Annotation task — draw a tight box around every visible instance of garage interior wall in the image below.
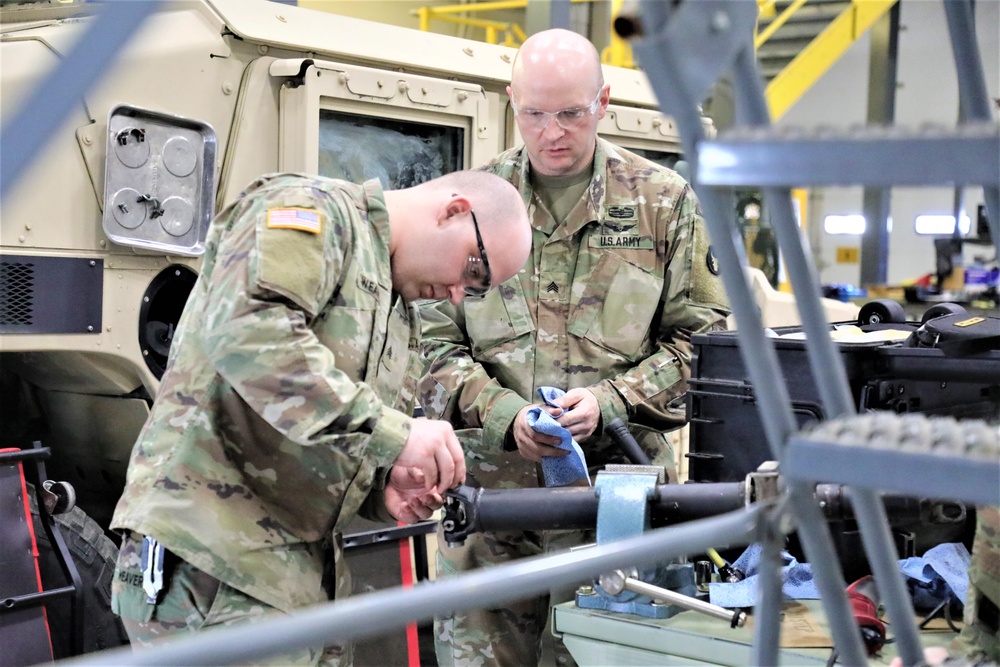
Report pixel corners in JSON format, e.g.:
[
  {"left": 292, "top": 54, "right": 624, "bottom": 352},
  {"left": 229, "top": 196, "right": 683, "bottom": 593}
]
[
  {"left": 299, "top": 0, "right": 998, "bottom": 288},
  {"left": 778, "top": 1, "right": 999, "bottom": 287}
]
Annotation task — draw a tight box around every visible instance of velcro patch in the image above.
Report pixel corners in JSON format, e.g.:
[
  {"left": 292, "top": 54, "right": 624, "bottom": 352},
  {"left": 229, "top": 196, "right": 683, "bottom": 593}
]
[{"left": 267, "top": 207, "right": 322, "bottom": 234}]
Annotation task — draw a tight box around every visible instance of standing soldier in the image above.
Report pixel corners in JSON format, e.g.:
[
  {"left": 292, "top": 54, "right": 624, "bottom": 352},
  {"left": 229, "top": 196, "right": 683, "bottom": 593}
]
[{"left": 419, "top": 29, "right": 731, "bottom": 667}]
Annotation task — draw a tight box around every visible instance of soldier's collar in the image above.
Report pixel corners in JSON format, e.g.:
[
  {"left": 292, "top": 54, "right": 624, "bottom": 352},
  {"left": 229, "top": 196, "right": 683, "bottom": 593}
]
[{"left": 528, "top": 161, "right": 594, "bottom": 190}]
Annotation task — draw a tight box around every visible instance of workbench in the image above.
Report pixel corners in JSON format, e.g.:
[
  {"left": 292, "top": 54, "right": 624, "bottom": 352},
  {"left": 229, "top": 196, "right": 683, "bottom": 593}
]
[{"left": 553, "top": 598, "right": 958, "bottom": 666}]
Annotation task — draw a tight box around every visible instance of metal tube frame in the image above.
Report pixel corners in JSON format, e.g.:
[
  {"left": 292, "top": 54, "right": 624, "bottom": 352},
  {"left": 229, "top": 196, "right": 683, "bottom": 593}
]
[
  {"left": 11, "top": 1, "right": 992, "bottom": 665},
  {"left": 750, "top": 500, "right": 787, "bottom": 666},
  {"left": 628, "top": 1, "right": 996, "bottom": 666},
  {"left": 859, "top": 3, "right": 899, "bottom": 286},
  {"left": 732, "top": 27, "right": 927, "bottom": 667},
  {"left": 944, "top": 0, "right": 1000, "bottom": 257},
  {"left": 632, "top": 0, "right": 868, "bottom": 662},
  {"left": 68, "top": 506, "right": 766, "bottom": 666}
]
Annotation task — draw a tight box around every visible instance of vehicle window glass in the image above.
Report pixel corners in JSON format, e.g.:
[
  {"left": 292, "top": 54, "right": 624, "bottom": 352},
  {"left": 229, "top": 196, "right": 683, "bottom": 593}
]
[
  {"left": 627, "top": 147, "right": 682, "bottom": 171},
  {"left": 319, "top": 110, "right": 463, "bottom": 188}
]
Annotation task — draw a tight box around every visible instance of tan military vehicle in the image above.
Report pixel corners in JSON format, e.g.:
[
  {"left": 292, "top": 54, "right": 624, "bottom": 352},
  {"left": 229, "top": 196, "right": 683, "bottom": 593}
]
[{"left": 0, "top": 0, "right": 687, "bottom": 659}]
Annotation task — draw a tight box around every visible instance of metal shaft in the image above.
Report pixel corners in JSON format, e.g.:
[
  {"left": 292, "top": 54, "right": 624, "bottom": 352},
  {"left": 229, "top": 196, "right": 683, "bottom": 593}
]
[{"left": 621, "top": 574, "right": 746, "bottom": 627}]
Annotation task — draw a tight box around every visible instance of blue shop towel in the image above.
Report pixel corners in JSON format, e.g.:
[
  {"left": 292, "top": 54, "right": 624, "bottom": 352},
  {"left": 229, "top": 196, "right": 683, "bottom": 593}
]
[
  {"left": 709, "top": 544, "right": 820, "bottom": 608},
  {"left": 709, "top": 542, "right": 972, "bottom": 610},
  {"left": 527, "top": 387, "right": 590, "bottom": 488},
  {"left": 900, "top": 542, "right": 971, "bottom": 610}
]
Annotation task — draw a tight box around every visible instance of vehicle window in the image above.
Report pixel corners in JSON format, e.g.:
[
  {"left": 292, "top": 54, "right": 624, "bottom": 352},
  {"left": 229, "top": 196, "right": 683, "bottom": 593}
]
[
  {"left": 319, "top": 110, "right": 464, "bottom": 188},
  {"left": 627, "top": 146, "right": 682, "bottom": 172}
]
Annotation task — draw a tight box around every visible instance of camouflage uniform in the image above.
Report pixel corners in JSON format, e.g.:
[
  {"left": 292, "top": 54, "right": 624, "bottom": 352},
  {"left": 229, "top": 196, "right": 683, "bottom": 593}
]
[
  {"left": 954, "top": 506, "right": 1000, "bottom": 663},
  {"left": 111, "top": 174, "right": 421, "bottom": 666},
  {"left": 419, "top": 140, "right": 730, "bottom": 666}
]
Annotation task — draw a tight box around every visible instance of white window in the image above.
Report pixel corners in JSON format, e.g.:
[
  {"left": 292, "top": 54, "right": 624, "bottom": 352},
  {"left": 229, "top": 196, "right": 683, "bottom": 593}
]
[
  {"left": 823, "top": 214, "right": 866, "bottom": 235},
  {"left": 914, "top": 214, "right": 971, "bottom": 235}
]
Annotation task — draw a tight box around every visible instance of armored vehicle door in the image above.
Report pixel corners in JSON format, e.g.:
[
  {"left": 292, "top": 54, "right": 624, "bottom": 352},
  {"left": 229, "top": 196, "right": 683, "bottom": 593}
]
[
  {"left": 273, "top": 59, "right": 501, "bottom": 187},
  {"left": 598, "top": 104, "right": 691, "bottom": 172}
]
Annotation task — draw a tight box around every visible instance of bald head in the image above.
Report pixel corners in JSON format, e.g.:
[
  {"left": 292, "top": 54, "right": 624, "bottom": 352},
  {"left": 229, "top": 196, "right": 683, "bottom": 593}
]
[
  {"left": 508, "top": 29, "right": 609, "bottom": 176},
  {"left": 384, "top": 170, "right": 530, "bottom": 303},
  {"left": 511, "top": 29, "right": 604, "bottom": 98}
]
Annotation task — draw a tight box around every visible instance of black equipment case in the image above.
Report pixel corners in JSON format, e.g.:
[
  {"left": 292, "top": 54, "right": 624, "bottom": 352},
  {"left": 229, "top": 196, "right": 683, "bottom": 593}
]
[
  {"left": 685, "top": 310, "right": 999, "bottom": 578},
  {"left": 686, "top": 316, "right": 1000, "bottom": 484}
]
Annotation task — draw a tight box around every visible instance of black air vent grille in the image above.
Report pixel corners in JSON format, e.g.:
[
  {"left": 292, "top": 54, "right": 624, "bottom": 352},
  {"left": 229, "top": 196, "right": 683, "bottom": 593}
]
[
  {"left": 0, "top": 255, "right": 103, "bottom": 334},
  {"left": 0, "top": 261, "right": 35, "bottom": 326}
]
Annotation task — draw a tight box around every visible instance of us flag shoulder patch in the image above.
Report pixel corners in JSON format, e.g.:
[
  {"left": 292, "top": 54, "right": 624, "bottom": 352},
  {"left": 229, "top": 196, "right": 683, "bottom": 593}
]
[{"left": 267, "top": 207, "right": 322, "bottom": 234}]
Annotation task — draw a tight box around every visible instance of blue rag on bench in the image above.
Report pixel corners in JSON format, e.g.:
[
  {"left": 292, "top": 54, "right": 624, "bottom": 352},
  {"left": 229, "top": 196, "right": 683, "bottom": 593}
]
[{"left": 709, "top": 541, "right": 971, "bottom": 610}]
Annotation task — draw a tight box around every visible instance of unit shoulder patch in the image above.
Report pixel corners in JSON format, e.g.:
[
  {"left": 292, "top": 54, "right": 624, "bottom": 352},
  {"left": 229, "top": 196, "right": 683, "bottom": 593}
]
[{"left": 706, "top": 245, "right": 720, "bottom": 275}]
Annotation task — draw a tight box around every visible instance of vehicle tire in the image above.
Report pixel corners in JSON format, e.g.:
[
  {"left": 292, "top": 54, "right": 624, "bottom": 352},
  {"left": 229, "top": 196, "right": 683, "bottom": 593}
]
[
  {"left": 857, "top": 298, "right": 908, "bottom": 326},
  {"left": 920, "top": 302, "right": 967, "bottom": 324},
  {"left": 28, "top": 486, "right": 130, "bottom": 659}
]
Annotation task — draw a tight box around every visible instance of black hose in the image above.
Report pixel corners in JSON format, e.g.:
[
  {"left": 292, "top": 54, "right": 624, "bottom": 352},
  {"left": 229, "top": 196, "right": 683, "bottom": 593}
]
[{"left": 605, "top": 418, "right": 652, "bottom": 466}]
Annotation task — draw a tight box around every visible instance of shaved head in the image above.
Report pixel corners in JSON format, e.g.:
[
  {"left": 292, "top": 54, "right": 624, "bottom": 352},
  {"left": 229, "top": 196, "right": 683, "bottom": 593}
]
[
  {"left": 512, "top": 29, "right": 604, "bottom": 99},
  {"left": 430, "top": 170, "right": 531, "bottom": 281},
  {"left": 384, "top": 171, "right": 530, "bottom": 304},
  {"left": 508, "top": 29, "right": 610, "bottom": 176}
]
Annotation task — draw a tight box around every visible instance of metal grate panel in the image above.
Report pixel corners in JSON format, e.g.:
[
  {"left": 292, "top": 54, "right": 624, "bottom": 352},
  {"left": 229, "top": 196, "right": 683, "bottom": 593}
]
[
  {"left": 0, "top": 261, "right": 35, "bottom": 326},
  {"left": 0, "top": 255, "right": 102, "bottom": 334}
]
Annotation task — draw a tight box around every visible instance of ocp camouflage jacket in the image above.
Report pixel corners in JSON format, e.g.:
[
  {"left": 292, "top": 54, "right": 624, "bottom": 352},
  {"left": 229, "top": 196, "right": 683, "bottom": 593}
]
[
  {"left": 112, "top": 174, "right": 419, "bottom": 612},
  {"left": 419, "top": 139, "right": 730, "bottom": 486}
]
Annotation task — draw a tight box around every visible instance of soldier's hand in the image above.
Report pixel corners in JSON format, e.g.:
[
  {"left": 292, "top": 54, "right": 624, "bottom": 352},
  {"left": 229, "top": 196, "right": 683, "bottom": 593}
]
[
  {"left": 511, "top": 405, "right": 568, "bottom": 463},
  {"left": 551, "top": 388, "right": 600, "bottom": 441},
  {"left": 395, "top": 418, "right": 466, "bottom": 493},
  {"left": 889, "top": 647, "right": 948, "bottom": 667},
  {"left": 384, "top": 466, "right": 444, "bottom": 524}
]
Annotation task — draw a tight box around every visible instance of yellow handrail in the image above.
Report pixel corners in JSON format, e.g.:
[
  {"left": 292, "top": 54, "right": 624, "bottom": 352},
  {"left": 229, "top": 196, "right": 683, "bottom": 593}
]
[
  {"left": 757, "top": 0, "right": 778, "bottom": 19},
  {"left": 765, "top": 0, "right": 897, "bottom": 119},
  {"left": 414, "top": 0, "right": 596, "bottom": 48},
  {"left": 415, "top": 8, "right": 519, "bottom": 45},
  {"left": 756, "top": 0, "right": 809, "bottom": 49},
  {"left": 418, "top": 0, "right": 531, "bottom": 16}
]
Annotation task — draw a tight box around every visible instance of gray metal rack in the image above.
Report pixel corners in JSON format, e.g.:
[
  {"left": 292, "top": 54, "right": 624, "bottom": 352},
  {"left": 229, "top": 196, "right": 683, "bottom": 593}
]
[{"left": 626, "top": 1, "right": 999, "bottom": 664}]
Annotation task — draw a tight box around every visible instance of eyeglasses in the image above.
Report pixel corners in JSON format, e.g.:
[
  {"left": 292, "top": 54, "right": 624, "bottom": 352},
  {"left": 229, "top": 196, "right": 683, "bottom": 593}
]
[
  {"left": 463, "top": 209, "right": 492, "bottom": 297},
  {"left": 511, "top": 90, "right": 602, "bottom": 131}
]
